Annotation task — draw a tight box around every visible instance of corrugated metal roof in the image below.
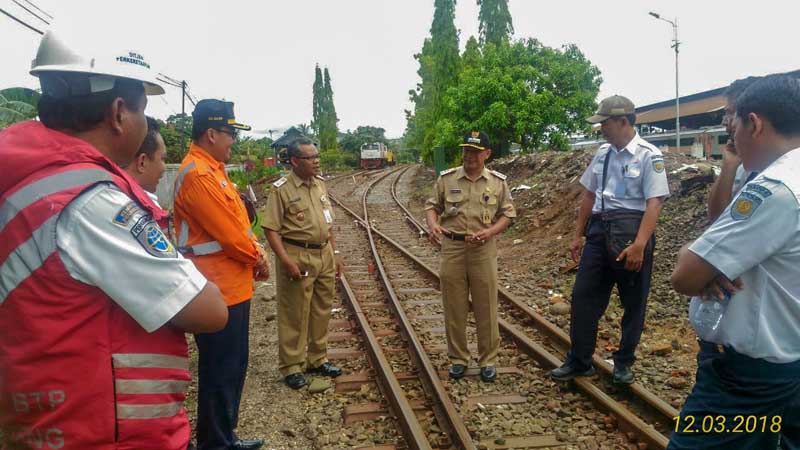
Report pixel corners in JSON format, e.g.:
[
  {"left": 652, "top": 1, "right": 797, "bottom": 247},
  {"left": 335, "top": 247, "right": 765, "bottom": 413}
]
[{"left": 636, "top": 95, "right": 726, "bottom": 125}]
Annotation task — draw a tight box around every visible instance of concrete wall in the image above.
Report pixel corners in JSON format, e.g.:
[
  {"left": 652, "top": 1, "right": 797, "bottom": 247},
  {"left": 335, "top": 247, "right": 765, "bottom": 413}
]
[{"left": 155, "top": 163, "right": 244, "bottom": 209}]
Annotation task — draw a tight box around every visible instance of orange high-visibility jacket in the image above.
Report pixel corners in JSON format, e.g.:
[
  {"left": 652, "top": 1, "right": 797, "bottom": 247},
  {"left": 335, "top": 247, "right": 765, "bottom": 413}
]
[{"left": 173, "top": 144, "right": 260, "bottom": 305}]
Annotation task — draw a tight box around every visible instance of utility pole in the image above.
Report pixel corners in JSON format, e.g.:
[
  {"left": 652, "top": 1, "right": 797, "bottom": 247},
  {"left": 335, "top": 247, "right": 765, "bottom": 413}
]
[
  {"left": 649, "top": 12, "right": 680, "bottom": 151},
  {"left": 181, "top": 80, "right": 187, "bottom": 116}
]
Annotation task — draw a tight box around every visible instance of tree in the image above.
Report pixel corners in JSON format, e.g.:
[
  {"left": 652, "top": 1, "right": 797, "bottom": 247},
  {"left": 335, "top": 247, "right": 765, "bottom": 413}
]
[
  {"left": 311, "top": 64, "right": 324, "bottom": 136},
  {"left": 438, "top": 39, "right": 601, "bottom": 154},
  {"left": 339, "top": 126, "right": 388, "bottom": 154},
  {"left": 0, "top": 87, "right": 40, "bottom": 129},
  {"left": 477, "top": 0, "right": 514, "bottom": 46},
  {"left": 319, "top": 68, "right": 340, "bottom": 150},
  {"left": 406, "top": 0, "right": 461, "bottom": 163},
  {"left": 160, "top": 114, "right": 192, "bottom": 163}
]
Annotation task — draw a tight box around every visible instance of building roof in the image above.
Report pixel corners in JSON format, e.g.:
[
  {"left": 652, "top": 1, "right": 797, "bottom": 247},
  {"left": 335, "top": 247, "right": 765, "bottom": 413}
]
[
  {"left": 271, "top": 127, "right": 307, "bottom": 148},
  {"left": 634, "top": 69, "right": 800, "bottom": 128}
]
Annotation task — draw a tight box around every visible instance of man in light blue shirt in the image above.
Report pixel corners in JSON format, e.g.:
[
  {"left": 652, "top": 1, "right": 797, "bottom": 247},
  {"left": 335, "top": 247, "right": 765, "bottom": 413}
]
[
  {"left": 694, "top": 76, "right": 761, "bottom": 365},
  {"left": 670, "top": 75, "right": 800, "bottom": 449},
  {"left": 550, "top": 95, "right": 669, "bottom": 384}
]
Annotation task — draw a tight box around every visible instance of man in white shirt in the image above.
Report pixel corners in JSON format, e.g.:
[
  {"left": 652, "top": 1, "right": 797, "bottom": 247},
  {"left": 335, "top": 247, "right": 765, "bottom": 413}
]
[
  {"left": 694, "top": 76, "right": 760, "bottom": 365},
  {"left": 124, "top": 116, "right": 167, "bottom": 199},
  {"left": 670, "top": 75, "right": 800, "bottom": 449}
]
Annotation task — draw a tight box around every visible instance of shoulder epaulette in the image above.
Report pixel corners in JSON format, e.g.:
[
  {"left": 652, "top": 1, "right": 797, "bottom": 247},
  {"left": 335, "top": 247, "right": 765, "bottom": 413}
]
[
  {"left": 440, "top": 167, "right": 458, "bottom": 176},
  {"left": 273, "top": 177, "right": 287, "bottom": 188},
  {"left": 315, "top": 175, "right": 325, "bottom": 180},
  {"left": 489, "top": 169, "right": 507, "bottom": 180},
  {"left": 637, "top": 141, "right": 660, "bottom": 154}
]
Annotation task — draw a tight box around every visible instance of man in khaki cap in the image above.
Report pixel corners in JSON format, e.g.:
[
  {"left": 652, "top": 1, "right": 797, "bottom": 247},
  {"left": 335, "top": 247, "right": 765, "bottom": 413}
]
[
  {"left": 263, "top": 137, "right": 344, "bottom": 390},
  {"left": 425, "top": 130, "right": 516, "bottom": 383},
  {"left": 550, "top": 95, "right": 669, "bottom": 384}
]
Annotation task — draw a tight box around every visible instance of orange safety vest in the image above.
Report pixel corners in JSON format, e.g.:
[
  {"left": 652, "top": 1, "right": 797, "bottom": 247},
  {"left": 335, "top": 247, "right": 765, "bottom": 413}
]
[{"left": 173, "top": 144, "right": 260, "bottom": 305}]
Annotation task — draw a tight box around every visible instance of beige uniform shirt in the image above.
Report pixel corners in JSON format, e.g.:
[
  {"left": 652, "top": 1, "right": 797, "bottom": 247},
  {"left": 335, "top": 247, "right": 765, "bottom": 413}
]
[
  {"left": 263, "top": 171, "right": 334, "bottom": 244},
  {"left": 425, "top": 166, "right": 516, "bottom": 234}
]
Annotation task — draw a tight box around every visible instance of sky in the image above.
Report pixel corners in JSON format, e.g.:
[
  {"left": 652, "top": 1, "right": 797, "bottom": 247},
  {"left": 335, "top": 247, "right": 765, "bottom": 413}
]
[{"left": 1, "top": 0, "right": 798, "bottom": 139}]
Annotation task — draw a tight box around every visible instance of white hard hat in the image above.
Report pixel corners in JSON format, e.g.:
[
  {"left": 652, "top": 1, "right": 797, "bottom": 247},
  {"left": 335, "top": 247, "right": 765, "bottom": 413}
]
[{"left": 30, "top": 31, "right": 165, "bottom": 97}]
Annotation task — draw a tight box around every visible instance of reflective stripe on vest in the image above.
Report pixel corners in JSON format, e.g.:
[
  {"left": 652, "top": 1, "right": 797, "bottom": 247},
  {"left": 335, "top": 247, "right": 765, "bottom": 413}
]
[
  {"left": 0, "top": 169, "right": 114, "bottom": 304},
  {"left": 115, "top": 379, "right": 190, "bottom": 394},
  {"left": 112, "top": 353, "right": 189, "bottom": 370},
  {"left": 113, "top": 353, "right": 189, "bottom": 419},
  {"left": 0, "top": 168, "right": 113, "bottom": 233},
  {"left": 173, "top": 161, "right": 223, "bottom": 256},
  {"left": 117, "top": 402, "right": 183, "bottom": 420},
  {"left": 173, "top": 161, "right": 195, "bottom": 195}
]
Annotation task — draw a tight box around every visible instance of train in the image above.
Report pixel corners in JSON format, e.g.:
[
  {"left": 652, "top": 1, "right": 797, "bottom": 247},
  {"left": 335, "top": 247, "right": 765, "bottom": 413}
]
[
  {"left": 571, "top": 126, "right": 731, "bottom": 159},
  {"left": 360, "top": 142, "right": 395, "bottom": 169}
]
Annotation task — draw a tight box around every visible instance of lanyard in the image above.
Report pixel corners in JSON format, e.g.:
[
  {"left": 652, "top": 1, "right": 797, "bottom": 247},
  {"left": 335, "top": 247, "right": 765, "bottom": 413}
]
[{"left": 601, "top": 149, "right": 612, "bottom": 213}]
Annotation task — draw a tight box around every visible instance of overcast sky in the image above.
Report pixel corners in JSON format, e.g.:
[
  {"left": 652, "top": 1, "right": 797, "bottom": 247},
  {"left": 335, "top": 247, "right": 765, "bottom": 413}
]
[{"left": 1, "top": 0, "right": 797, "bottom": 138}]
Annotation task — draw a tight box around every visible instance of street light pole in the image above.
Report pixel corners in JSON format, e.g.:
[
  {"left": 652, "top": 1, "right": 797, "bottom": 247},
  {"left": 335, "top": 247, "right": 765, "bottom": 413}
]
[{"left": 649, "top": 12, "right": 681, "bottom": 151}]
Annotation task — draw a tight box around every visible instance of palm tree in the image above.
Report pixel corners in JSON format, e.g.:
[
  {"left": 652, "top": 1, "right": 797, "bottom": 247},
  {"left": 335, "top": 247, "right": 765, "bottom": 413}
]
[{"left": 0, "top": 88, "right": 40, "bottom": 129}]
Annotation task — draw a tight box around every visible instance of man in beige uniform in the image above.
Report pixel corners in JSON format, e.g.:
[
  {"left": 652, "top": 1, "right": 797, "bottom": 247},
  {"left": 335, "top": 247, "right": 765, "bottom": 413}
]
[
  {"left": 425, "top": 130, "right": 516, "bottom": 382},
  {"left": 263, "top": 137, "right": 344, "bottom": 389}
]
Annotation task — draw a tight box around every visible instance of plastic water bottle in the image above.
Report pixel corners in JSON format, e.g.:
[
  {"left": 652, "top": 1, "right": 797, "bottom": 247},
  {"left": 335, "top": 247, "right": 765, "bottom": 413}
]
[{"left": 691, "top": 291, "right": 730, "bottom": 338}]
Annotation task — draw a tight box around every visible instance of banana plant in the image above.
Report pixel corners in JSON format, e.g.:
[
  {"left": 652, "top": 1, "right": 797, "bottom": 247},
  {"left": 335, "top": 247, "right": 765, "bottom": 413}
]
[{"left": 0, "top": 87, "right": 40, "bottom": 129}]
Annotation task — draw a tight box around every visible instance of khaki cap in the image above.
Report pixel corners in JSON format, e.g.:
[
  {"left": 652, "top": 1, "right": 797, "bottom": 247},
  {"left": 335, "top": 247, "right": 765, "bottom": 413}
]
[{"left": 586, "top": 95, "right": 636, "bottom": 124}]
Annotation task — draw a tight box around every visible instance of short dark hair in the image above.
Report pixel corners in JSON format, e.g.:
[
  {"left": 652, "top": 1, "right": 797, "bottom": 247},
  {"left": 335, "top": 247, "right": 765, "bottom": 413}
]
[
  {"left": 725, "top": 76, "right": 761, "bottom": 102},
  {"left": 287, "top": 137, "right": 315, "bottom": 159},
  {"left": 736, "top": 74, "right": 800, "bottom": 137},
  {"left": 133, "top": 116, "right": 162, "bottom": 160},
  {"left": 38, "top": 78, "right": 145, "bottom": 132}
]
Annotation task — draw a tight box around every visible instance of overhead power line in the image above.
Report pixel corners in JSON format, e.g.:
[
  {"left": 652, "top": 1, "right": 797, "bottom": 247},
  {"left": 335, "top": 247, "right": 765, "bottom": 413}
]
[
  {"left": 22, "top": 0, "right": 52, "bottom": 19},
  {"left": 11, "top": 0, "right": 49, "bottom": 25},
  {"left": 0, "top": 6, "right": 43, "bottom": 34}
]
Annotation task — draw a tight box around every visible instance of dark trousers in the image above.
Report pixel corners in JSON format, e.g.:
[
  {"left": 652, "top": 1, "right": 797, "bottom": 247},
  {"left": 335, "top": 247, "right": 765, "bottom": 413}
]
[
  {"left": 568, "top": 218, "right": 654, "bottom": 369},
  {"left": 195, "top": 301, "right": 251, "bottom": 450},
  {"left": 669, "top": 347, "right": 800, "bottom": 450}
]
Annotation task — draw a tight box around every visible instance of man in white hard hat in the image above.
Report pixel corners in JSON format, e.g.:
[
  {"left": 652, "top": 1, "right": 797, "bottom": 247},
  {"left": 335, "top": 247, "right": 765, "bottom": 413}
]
[{"left": 0, "top": 32, "right": 227, "bottom": 450}]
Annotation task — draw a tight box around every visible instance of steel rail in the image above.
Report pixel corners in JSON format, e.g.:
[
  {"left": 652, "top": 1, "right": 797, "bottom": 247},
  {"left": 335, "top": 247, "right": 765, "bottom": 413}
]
[
  {"left": 396, "top": 173, "right": 679, "bottom": 423},
  {"left": 358, "top": 167, "right": 477, "bottom": 450},
  {"left": 337, "top": 274, "right": 433, "bottom": 450},
  {"left": 332, "top": 168, "right": 669, "bottom": 450},
  {"left": 389, "top": 166, "right": 427, "bottom": 236},
  {"left": 329, "top": 167, "right": 476, "bottom": 450}
]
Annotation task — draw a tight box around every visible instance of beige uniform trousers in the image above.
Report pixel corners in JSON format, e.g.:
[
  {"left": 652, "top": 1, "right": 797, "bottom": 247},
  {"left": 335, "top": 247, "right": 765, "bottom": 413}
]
[
  {"left": 439, "top": 236, "right": 499, "bottom": 367},
  {"left": 277, "top": 243, "right": 336, "bottom": 376}
]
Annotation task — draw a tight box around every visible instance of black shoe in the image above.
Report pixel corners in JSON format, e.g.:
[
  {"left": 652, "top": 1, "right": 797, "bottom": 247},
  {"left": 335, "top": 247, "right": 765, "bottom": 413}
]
[
  {"left": 306, "top": 362, "right": 342, "bottom": 378},
  {"left": 285, "top": 373, "right": 307, "bottom": 389},
  {"left": 448, "top": 364, "right": 467, "bottom": 380},
  {"left": 549, "top": 362, "right": 596, "bottom": 381},
  {"left": 230, "top": 439, "right": 264, "bottom": 450},
  {"left": 612, "top": 365, "right": 634, "bottom": 384},
  {"left": 480, "top": 366, "right": 497, "bottom": 382}
]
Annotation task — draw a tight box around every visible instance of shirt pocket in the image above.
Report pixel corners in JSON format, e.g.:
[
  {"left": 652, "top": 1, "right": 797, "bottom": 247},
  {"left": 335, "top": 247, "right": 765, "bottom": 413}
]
[
  {"left": 623, "top": 161, "right": 644, "bottom": 198},
  {"left": 287, "top": 201, "right": 311, "bottom": 224},
  {"left": 443, "top": 192, "right": 464, "bottom": 217},
  {"left": 591, "top": 157, "right": 606, "bottom": 189}
]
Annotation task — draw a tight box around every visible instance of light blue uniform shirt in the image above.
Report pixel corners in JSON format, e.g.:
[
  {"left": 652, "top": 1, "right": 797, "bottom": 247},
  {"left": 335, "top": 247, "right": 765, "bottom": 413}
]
[
  {"left": 689, "top": 148, "right": 800, "bottom": 363},
  {"left": 579, "top": 133, "right": 670, "bottom": 213}
]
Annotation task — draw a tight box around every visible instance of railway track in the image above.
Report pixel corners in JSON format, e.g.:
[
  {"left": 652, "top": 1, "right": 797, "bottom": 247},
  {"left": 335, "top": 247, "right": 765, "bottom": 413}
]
[{"left": 320, "top": 166, "right": 680, "bottom": 449}]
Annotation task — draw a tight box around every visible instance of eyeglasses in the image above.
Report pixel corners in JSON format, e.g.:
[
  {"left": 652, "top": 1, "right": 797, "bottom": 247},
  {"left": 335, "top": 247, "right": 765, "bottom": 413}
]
[
  {"left": 215, "top": 128, "right": 239, "bottom": 140},
  {"left": 294, "top": 154, "right": 320, "bottom": 160}
]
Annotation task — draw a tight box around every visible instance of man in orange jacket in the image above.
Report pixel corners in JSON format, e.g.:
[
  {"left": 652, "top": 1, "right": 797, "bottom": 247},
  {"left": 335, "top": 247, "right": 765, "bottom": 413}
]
[{"left": 173, "top": 99, "right": 270, "bottom": 450}]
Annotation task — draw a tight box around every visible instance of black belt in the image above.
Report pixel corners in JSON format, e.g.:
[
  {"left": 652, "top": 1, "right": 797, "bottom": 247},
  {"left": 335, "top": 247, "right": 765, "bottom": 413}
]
[
  {"left": 283, "top": 238, "right": 328, "bottom": 249},
  {"left": 443, "top": 231, "right": 467, "bottom": 241}
]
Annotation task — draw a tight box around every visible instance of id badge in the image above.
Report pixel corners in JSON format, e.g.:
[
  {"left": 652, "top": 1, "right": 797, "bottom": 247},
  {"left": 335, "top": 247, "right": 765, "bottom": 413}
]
[{"left": 323, "top": 209, "right": 333, "bottom": 224}]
